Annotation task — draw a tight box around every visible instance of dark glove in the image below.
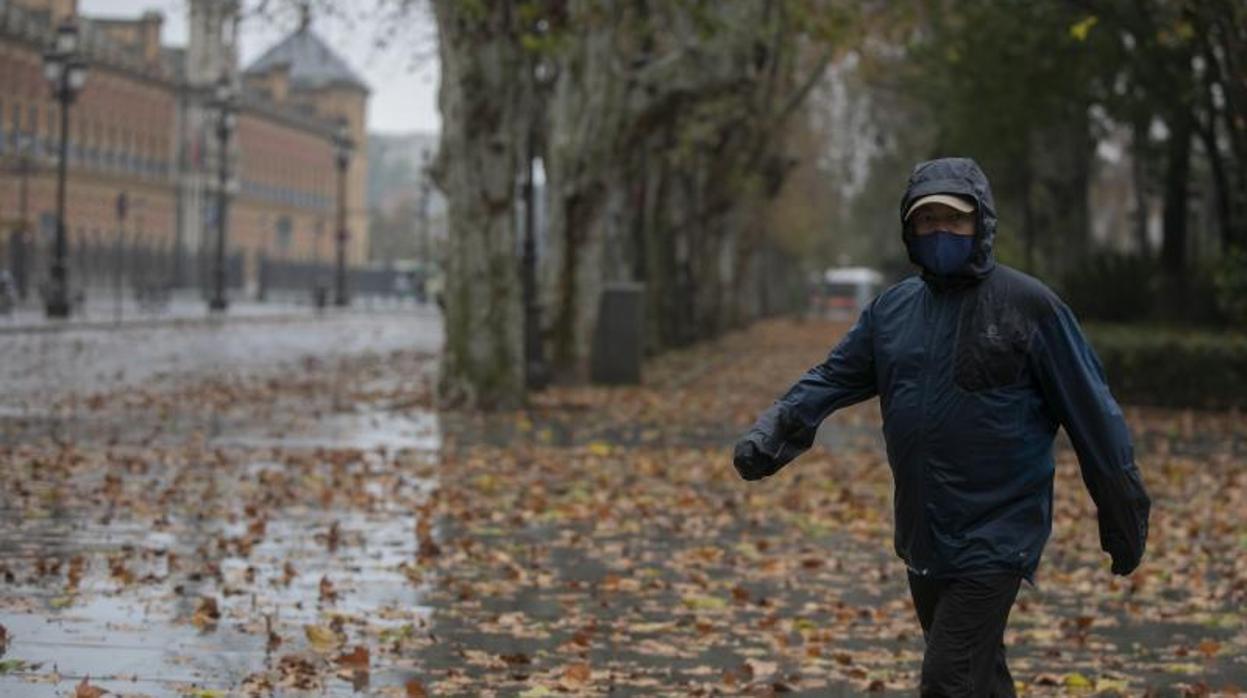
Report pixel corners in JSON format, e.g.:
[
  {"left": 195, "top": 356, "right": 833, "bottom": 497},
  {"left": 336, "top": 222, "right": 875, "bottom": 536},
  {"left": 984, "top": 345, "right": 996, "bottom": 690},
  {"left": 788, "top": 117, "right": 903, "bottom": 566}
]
[
  {"left": 1102, "top": 531, "right": 1143, "bottom": 576},
  {"left": 1099, "top": 470, "right": 1150, "bottom": 576},
  {"left": 733, "top": 438, "right": 778, "bottom": 481}
]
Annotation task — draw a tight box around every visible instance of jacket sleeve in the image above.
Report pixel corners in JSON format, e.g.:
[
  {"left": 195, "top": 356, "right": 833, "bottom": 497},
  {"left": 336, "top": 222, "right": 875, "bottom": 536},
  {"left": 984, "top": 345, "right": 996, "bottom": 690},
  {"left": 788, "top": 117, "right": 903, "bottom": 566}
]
[
  {"left": 1029, "top": 302, "right": 1151, "bottom": 574},
  {"left": 739, "top": 302, "right": 878, "bottom": 475}
]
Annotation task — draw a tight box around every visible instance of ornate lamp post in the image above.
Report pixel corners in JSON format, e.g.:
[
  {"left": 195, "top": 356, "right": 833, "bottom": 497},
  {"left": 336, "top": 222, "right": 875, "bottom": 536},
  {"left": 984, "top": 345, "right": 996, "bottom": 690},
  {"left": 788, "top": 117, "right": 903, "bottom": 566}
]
[
  {"left": 42, "top": 20, "right": 89, "bottom": 318},
  {"left": 332, "top": 118, "right": 353, "bottom": 307},
  {"left": 10, "top": 131, "right": 37, "bottom": 301},
  {"left": 209, "top": 73, "right": 236, "bottom": 313}
]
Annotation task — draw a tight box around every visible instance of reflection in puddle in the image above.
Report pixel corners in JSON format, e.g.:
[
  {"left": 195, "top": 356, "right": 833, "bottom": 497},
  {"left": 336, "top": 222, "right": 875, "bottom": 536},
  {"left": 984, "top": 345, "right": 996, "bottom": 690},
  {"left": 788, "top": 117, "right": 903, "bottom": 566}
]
[
  {"left": 213, "top": 409, "right": 439, "bottom": 452},
  {"left": 0, "top": 409, "right": 440, "bottom": 697}
]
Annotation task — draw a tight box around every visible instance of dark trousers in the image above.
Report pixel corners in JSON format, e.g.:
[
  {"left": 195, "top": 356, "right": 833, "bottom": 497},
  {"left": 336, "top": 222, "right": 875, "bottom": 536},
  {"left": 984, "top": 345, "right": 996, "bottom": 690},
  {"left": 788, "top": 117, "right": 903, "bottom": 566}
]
[{"left": 907, "top": 571, "right": 1022, "bottom": 697}]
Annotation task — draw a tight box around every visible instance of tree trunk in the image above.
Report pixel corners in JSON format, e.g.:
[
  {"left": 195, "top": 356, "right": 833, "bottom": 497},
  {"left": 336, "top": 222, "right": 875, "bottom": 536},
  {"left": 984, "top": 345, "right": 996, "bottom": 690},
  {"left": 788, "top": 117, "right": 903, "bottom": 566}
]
[
  {"left": 432, "top": 1, "right": 527, "bottom": 409},
  {"left": 1160, "top": 106, "right": 1192, "bottom": 280},
  {"left": 534, "top": 0, "right": 832, "bottom": 380},
  {"left": 1130, "top": 113, "right": 1152, "bottom": 259},
  {"left": 1159, "top": 103, "right": 1193, "bottom": 321}
]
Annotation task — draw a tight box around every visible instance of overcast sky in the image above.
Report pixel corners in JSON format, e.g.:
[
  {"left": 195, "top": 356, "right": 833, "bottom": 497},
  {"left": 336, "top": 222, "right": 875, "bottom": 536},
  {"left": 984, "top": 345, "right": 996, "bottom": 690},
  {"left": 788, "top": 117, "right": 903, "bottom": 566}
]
[{"left": 78, "top": 0, "right": 441, "bottom": 135}]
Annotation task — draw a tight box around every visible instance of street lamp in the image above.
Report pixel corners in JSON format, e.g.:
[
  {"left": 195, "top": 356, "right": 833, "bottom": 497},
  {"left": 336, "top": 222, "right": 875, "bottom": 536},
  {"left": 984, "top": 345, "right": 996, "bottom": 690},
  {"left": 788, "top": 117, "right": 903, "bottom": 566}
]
[
  {"left": 209, "top": 73, "right": 236, "bottom": 313},
  {"left": 42, "top": 20, "right": 89, "bottom": 318},
  {"left": 332, "top": 118, "right": 353, "bottom": 307},
  {"left": 9, "top": 131, "right": 37, "bottom": 301}
]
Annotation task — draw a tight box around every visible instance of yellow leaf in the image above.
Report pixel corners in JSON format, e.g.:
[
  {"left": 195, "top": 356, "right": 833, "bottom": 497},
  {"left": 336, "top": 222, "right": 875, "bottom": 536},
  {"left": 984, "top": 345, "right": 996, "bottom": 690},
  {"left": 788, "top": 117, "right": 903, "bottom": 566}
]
[
  {"left": 1096, "top": 677, "right": 1130, "bottom": 692},
  {"left": 629, "top": 621, "right": 676, "bottom": 633},
  {"left": 304, "top": 624, "right": 339, "bottom": 651},
  {"left": 682, "top": 595, "right": 727, "bottom": 611},
  {"left": 1069, "top": 15, "right": 1098, "bottom": 41},
  {"left": 1064, "top": 672, "right": 1092, "bottom": 688},
  {"left": 587, "top": 441, "right": 612, "bottom": 456}
]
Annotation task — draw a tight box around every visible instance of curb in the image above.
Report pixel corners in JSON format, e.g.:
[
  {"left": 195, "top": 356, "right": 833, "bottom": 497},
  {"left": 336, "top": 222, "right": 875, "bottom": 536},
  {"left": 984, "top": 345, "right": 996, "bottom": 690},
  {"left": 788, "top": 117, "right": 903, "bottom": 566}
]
[{"left": 0, "top": 306, "right": 427, "bottom": 335}]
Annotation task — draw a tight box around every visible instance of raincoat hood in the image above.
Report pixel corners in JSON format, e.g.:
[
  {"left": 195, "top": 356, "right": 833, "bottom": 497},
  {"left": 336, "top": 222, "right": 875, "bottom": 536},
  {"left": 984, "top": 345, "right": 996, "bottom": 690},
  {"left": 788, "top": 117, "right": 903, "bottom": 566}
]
[{"left": 900, "top": 157, "right": 999, "bottom": 290}]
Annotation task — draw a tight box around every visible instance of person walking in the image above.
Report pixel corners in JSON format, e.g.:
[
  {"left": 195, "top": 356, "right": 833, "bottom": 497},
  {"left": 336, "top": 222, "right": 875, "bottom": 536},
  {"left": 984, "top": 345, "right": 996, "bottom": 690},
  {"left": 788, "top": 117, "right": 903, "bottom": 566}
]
[{"left": 732, "top": 157, "right": 1151, "bottom": 696}]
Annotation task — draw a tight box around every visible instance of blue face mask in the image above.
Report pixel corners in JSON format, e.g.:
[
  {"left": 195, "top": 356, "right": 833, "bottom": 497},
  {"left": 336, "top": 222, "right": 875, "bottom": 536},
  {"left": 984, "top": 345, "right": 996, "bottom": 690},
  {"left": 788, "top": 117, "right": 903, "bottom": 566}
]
[{"left": 912, "top": 231, "right": 974, "bottom": 276}]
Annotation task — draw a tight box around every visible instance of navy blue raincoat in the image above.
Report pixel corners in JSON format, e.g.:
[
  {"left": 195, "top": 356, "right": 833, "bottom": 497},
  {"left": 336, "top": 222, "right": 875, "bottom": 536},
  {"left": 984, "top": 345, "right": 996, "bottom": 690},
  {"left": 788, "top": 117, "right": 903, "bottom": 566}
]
[{"left": 736, "top": 157, "right": 1150, "bottom": 581}]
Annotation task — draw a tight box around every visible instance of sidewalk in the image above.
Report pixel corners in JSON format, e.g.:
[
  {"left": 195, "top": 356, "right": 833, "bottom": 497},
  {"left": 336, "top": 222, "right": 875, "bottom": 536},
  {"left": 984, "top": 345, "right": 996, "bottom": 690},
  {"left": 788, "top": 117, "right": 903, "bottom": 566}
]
[{"left": 0, "top": 289, "right": 430, "bottom": 334}]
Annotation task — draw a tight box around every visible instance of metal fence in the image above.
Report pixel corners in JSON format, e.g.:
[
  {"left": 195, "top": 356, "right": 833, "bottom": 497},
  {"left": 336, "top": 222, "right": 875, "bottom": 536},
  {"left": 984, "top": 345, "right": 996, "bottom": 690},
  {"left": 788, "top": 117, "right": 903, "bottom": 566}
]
[
  {"left": 257, "top": 256, "right": 422, "bottom": 301},
  {"left": 4, "top": 228, "right": 421, "bottom": 308}
]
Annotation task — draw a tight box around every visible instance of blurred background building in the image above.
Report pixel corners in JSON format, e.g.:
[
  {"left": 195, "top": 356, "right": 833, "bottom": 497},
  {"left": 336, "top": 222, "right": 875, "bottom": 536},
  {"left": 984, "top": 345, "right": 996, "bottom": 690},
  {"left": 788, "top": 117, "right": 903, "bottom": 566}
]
[{"left": 0, "top": 0, "right": 369, "bottom": 300}]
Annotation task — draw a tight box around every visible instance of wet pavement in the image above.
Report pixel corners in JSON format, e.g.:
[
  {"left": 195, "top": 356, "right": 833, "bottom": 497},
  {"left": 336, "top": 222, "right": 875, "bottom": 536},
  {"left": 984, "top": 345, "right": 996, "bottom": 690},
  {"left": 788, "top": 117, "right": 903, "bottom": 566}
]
[
  {"left": 0, "top": 306, "right": 442, "bottom": 409},
  {"left": 0, "top": 405, "right": 442, "bottom": 695},
  {"left": 0, "top": 310, "right": 443, "bottom": 696},
  {"left": 0, "top": 315, "right": 1243, "bottom": 696}
]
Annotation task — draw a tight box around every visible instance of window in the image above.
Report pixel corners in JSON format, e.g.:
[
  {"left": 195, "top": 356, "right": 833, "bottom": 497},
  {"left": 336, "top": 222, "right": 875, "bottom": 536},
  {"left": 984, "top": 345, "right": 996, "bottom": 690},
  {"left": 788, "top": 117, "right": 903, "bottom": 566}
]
[
  {"left": 277, "top": 216, "right": 293, "bottom": 253},
  {"left": 12, "top": 103, "right": 21, "bottom": 150}
]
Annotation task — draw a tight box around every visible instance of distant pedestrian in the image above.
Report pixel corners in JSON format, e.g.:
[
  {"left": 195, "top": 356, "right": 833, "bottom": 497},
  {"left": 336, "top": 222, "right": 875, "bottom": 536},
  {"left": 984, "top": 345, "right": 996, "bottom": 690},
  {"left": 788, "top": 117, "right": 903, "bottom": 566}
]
[{"left": 733, "top": 157, "right": 1151, "bottom": 696}]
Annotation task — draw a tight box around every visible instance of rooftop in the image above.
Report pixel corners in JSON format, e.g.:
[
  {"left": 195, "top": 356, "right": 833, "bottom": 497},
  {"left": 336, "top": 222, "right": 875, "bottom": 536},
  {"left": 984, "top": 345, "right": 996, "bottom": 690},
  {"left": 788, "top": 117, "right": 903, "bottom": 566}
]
[{"left": 245, "top": 21, "right": 369, "bottom": 94}]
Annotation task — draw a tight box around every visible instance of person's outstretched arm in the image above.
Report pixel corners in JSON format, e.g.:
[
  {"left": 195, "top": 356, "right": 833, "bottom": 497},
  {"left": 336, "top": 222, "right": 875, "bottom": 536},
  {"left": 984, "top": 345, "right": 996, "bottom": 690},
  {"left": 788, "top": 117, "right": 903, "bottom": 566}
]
[
  {"left": 733, "top": 304, "right": 878, "bottom": 481},
  {"left": 1030, "top": 301, "right": 1151, "bottom": 575}
]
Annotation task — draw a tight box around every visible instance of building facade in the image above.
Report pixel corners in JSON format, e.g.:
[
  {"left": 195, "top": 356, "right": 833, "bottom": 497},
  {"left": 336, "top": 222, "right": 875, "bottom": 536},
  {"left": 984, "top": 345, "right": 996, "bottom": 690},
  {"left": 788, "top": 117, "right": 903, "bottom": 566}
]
[{"left": 0, "top": 0, "right": 369, "bottom": 300}]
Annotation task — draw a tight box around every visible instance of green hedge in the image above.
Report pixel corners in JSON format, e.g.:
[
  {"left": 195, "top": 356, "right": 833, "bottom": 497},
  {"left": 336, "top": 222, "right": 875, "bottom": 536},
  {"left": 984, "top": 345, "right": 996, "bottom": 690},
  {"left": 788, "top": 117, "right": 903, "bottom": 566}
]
[{"left": 1085, "top": 324, "right": 1247, "bottom": 410}]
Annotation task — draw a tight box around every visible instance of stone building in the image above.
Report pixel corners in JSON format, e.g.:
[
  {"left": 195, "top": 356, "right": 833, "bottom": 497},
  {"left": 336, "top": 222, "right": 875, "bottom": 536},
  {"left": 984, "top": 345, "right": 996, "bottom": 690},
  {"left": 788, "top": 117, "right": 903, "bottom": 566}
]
[{"left": 0, "top": 0, "right": 369, "bottom": 299}]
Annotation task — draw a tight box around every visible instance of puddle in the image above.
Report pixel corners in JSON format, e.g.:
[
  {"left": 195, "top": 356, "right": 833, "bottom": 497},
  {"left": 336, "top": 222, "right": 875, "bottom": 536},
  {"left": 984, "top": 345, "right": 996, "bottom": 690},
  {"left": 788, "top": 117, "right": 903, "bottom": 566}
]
[
  {"left": 212, "top": 409, "right": 440, "bottom": 452},
  {"left": 0, "top": 410, "right": 442, "bottom": 696}
]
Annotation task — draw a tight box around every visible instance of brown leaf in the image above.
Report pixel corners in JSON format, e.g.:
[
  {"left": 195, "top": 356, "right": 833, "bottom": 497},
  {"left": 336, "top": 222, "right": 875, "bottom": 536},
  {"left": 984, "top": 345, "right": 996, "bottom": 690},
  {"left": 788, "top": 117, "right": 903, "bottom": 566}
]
[
  {"left": 281, "top": 561, "right": 298, "bottom": 586},
  {"left": 191, "top": 596, "right": 221, "bottom": 629},
  {"left": 499, "top": 652, "right": 531, "bottom": 666},
  {"left": 335, "top": 645, "right": 369, "bottom": 669},
  {"left": 326, "top": 521, "right": 341, "bottom": 552},
  {"left": 67, "top": 555, "right": 87, "bottom": 591},
  {"left": 405, "top": 679, "right": 428, "bottom": 698},
  {"left": 75, "top": 676, "right": 107, "bottom": 698},
  {"left": 1198, "top": 639, "right": 1221, "bottom": 658},
  {"left": 319, "top": 575, "right": 338, "bottom": 603},
  {"left": 560, "top": 662, "right": 592, "bottom": 688}
]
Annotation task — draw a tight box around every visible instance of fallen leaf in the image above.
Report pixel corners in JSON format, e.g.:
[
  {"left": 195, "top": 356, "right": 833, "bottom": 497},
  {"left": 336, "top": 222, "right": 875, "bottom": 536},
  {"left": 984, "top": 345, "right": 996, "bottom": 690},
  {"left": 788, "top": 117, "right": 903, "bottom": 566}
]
[
  {"left": 49, "top": 595, "right": 74, "bottom": 609},
  {"left": 304, "top": 624, "right": 339, "bottom": 651},
  {"left": 75, "top": 676, "right": 107, "bottom": 698},
  {"left": 746, "top": 659, "right": 779, "bottom": 679},
  {"left": 1197, "top": 639, "right": 1221, "bottom": 658},
  {"left": 1096, "top": 677, "right": 1130, "bottom": 692},
  {"left": 191, "top": 597, "right": 221, "bottom": 629},
  {"left": 405, "top": 679, "right": 428, "bottom": 697},
  {"left": 319, "top": 575, "right": 338, "bottom": 603},
  {"left": 681, "top": 594, "right": 726, "bottom": 611},
  {"left": 335, "top": 645, "right": 369, "bottom": 670},
  {"left": 182, "top": 690, "right": 224, "bottom": 698},
  {"left": 1064, "top": 672, "right": 1092, "bottom": 689},
  {"left": 0, "top": 659, "right": 37, "bottom": 674},
  {"left": 559, "top": 662, "right": 592, "bottom": 689}
]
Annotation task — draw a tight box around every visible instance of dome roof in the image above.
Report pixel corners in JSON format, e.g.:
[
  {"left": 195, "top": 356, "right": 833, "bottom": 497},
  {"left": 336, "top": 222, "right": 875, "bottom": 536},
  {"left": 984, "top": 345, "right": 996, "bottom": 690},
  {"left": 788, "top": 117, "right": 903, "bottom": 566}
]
[{"left": 245, "top": 25, "right": 368, "bottom": 93}]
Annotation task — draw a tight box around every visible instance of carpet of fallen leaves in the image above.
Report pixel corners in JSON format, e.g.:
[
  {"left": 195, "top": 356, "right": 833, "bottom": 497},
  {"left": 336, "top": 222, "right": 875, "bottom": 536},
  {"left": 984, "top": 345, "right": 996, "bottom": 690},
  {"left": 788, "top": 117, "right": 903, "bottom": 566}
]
[{"left": 0, "top": 317, "right": 1244, "bottom": 696}]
